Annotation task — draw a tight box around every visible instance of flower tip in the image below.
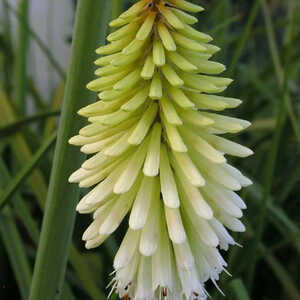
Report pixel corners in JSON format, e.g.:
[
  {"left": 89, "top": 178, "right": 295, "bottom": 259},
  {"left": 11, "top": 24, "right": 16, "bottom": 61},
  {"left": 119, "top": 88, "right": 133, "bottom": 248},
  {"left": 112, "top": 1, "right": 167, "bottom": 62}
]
[
  {"left": 95, "top": 47, "right": 104, "bottom": 55},
  {"left": 243, "top": 177, "right": 253, "bottom": 187},
  {"left": 85, "top": 241, "right": 95, "bottom": 250},
  {"left": 99, "top": 224, "right": 113, "bottom": 236},
  {"left": 68, "top": 136, "right": 79, "bottom": 145},
  {"left": 86, "top": 81, "right": 97, "bottom": 91},
  {"left": 68, "top": 174, "right": 76, "bottom": 183},
  {"left": 139, "top": 243, "right": 158, "bottom": 257},
  {"left": 204, "top": 209, "right": 214, "bottom": 220},
  {"left": 143, "top": 169, "right": 159, "bottom": 177},
  {"left": 77, "top": 107, "right": 87, "bottom": 116},
  {"left": 108, "top": 20, "right": 116, "bottom": 27},
  {"left": 76, "top": 201, "right": 88, "bottom": 213},
  {"left": 243, "top": 120, "right": 252, "bottom": 130},
  {"left": 220, "top": 64, "right": 226, "bottom": 73},
  {"left": 245, "top": 148, "right": 254, "bottom": 157}
]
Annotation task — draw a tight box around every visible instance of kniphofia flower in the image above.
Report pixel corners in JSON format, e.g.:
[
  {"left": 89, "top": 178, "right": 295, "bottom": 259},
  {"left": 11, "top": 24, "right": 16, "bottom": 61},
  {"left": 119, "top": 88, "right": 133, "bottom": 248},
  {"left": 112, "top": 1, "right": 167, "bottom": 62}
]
[{"left": 69, "top": 0, "right": 253, "bottom": 299}]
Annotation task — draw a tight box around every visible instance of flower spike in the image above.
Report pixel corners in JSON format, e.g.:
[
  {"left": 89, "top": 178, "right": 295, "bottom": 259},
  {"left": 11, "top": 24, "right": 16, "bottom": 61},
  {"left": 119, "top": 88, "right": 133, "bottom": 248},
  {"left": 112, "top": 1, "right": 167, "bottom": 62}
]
[{"left": 69, "top": 1, "right": 253, "bottom": 299}]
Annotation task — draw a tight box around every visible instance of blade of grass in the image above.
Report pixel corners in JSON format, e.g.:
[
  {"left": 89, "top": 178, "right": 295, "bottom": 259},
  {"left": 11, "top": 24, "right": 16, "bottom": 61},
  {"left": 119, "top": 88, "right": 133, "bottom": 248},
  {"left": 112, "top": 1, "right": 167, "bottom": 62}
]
[
  {"left": 4, "top": 0, "right": 65, "bottom": 79},
  {"left": 0, "top": 158, "right": 40, "bottom": 243},
  {"left": 228, "top": 0, "right": 261, "bottom": 77},
  {"left": 260, "top": 244, "right": 300, "bottom": 300},
  {"left": 0, "top": 159, "right": 102, "bottom": 300},
  {"left": 28, "top": 79, "right": 47, "bottom": 110},
  {"left": 277, "top": 161, "right": 300, "bottom": 204},
  {"left": 0, "top": 207, "right": 31, "bottom": 300},
  {"left": 43, "top": 82, "right": 65, "bottom": 138},
  {"left": 2, "top": 0, "right": 13, "bottom": 97},
  {"left": 212, "top": 14, "right": 241, "bottom": 35},
  {"left": 0, "top": 110, "right": 60, "bottom": 137},
  {"left": 248, "top": 183, "right": 300, "bottom": 253},
  {"left": 0, "top": 131, "right": 57, "bottom": 210},
  {"left": 229, "top": 279, "right": 251, "bottom": 300},
  {"left": 29, "top": 1, "right": 110, "bottom": 299},
  {"left": 14, "top": 0, "right": 29, "bottom": 113},
  {"left": 260, "top": 0, "right": 300, "bottom": 146},
  {"left": 0, "top": 91, "right": 49, "bottom": 208},
  {"left": 245, "top": 221, "right": 300, "bottom": 300},
  {"left": 246, "top": 0, "right": 297, "bottom": 288},
  {"left": 69, "top": 246, "right": 105, "bottom": 299},
  {"left": 0, "top": 161, "right": 75, "bottom": 300},
  {"left": 0, "top": 110, "right": 60, "bottom": 138},
  {"left": 0, "top": 92, "right": 104, "bottom": 299}
]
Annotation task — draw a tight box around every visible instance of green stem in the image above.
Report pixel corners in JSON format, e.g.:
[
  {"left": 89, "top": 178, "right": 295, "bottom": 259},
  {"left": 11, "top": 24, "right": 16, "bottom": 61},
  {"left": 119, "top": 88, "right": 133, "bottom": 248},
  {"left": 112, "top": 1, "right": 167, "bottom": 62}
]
[
  {"left": 15, "top": 0, "right": 30, "bottom": 113},
  {"left": 111, "top": 0, "right": 123, "bottom": 21},
  {"left": 29, "top": 1, "right": 110, "bottom": 299}
]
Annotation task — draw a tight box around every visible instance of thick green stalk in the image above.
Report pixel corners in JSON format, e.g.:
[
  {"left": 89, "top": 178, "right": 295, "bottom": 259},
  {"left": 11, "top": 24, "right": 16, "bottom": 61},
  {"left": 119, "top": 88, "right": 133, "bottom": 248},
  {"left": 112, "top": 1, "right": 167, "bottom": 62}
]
[
  {"left": 15, "top": 0, "right": 30, "bottom": 113},
  {"left": 111, "top": 0, "right": 123, "bottom": 21},
  {"left": 29, "top": 1, "right": 110, "bottom": 299}
]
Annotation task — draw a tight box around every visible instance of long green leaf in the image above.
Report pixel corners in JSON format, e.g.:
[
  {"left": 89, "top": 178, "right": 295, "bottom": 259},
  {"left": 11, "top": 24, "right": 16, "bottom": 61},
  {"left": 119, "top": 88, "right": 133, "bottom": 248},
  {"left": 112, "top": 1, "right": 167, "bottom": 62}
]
[
  {"left": 0, "top": 159, "right": 91, "bottom": 300},
  {"left": 259, "top": 244, "right": 300, "bottom": 300},
  {"left": 0, "top": 207, "right": 32, "bottom": 300},
  {"left": 4, "top": 0, "right": 65, "bottom": 79},
  {"left": 0, "top": 91, "right": 49, "bottom": 208},
  {"left": 0, "top": 110, "right": 60, "bottom": 137},
  {"left": 29, "top": 1, "right": 110, "bottom": 299},
  {"left": 14, "top": 0, "right": 29, "bottom": 113},
  {"left": 229, "top": 279, "right": 251, "bottom": 300},
  {"left": 228, "top": 0, "right": 261, "bottom": 76},
  {"left": 0, "top": 92, "right": 103, "bottom": 299},
  {"left": 0, "top": 131, "right": 57, "bottom": 210},
  {"left": 246, "top": 0, "right": 297, "bottom": 288}
]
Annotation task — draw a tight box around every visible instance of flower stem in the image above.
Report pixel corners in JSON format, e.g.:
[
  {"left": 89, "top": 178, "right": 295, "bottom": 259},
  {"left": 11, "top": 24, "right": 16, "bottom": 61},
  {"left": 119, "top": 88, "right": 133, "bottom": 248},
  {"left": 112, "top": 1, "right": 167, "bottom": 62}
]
[{"left": 28, "top": 1, "right": 110, "bottom": 299}]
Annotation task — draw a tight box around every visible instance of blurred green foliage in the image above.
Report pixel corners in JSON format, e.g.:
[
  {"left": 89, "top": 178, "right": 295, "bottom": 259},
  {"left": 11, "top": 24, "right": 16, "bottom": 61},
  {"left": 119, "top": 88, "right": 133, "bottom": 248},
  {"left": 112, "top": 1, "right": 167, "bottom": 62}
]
[{"left": 0, "top": 0, "right": 299, "bottom": 299}]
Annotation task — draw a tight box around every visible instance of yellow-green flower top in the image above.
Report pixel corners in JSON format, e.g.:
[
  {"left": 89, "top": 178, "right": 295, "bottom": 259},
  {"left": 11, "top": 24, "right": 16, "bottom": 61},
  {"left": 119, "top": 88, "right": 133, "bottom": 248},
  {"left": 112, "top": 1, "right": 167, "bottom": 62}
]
[{"left": 69, "top": 0, "right": 253, "bottom": 299}]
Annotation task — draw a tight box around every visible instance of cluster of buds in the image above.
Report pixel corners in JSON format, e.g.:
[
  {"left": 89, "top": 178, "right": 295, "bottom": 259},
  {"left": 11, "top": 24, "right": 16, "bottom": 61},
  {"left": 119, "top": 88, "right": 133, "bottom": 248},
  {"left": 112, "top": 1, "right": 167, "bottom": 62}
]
[{"left": 69, "top": 0, "right": 253, "bottom": 299}]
